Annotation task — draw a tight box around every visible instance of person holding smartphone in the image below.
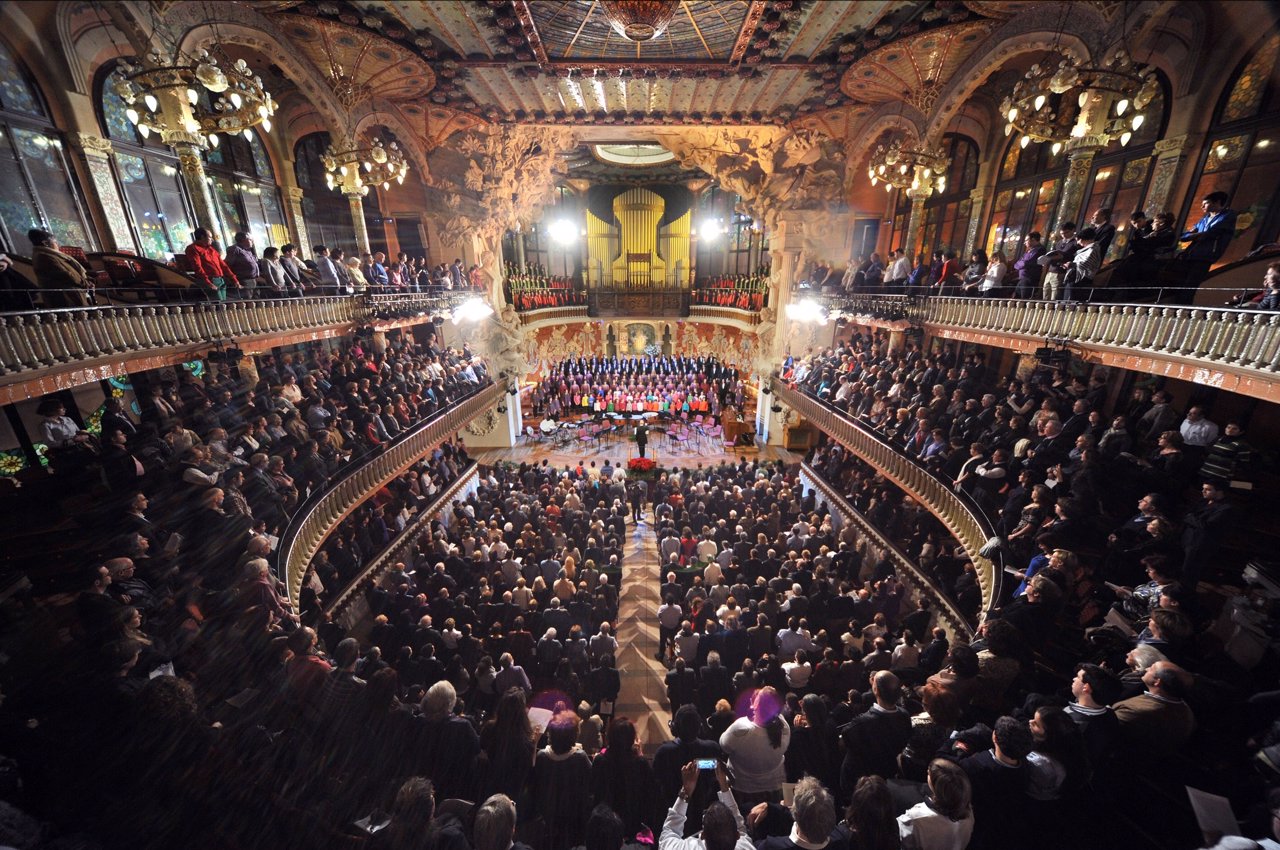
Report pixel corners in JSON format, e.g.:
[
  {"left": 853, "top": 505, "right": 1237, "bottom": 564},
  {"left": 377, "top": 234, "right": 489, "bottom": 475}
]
[{"left": 659, "top": 760, "right": 753, "bottom": 850}]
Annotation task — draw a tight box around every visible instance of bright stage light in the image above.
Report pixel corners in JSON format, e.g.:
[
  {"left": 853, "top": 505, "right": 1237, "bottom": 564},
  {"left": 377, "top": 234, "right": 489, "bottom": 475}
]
[{"left": 548, "top": 219, "right": 577, "bottom": 245}]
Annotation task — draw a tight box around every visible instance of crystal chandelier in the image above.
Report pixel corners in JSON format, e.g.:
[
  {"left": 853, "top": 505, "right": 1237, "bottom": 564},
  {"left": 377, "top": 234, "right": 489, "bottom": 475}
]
[
  {"left": 999, "top": 47, "right": 1157, "bottom": 152},
  {"left": 323, "top": 136, "right": 410, "bottom": 195},
  {"left": 112, "top": 49, "right": 277, "bottom": 148},
  {"left": 867, "top": 138, "right": 950, "bottom": 198}
]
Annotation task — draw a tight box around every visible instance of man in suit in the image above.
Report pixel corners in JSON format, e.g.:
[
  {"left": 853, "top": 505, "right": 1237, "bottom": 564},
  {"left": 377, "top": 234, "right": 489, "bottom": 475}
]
[
  {"left": 636, "top": 423, "right": 649, "bottom": 458},
  {"left": 960, "top": 716, "right": 1033, "bottom": 850},
  {"left": 839, "top": 671, "right": 911, "bottom": 801},
  {"left": 665, "top": 657, "right": 698, "bottom": 711},
  {"left": 1175, "top": 190, "right": 1238, "bottom": 302}
]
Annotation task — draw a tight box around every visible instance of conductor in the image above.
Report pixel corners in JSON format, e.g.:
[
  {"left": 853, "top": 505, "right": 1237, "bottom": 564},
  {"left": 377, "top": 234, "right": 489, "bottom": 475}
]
[{"left": 635, "top": 423, "right": 649, "bottom": 458}]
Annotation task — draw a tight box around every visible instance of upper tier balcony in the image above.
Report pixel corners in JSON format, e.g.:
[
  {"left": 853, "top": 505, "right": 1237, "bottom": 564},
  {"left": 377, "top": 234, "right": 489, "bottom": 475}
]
[
  {"left": 821, "top": 293, "right": 1280, "bottom": 403},
  {"left": 0, "top": 291, "right": 470, "bottom": 403}
]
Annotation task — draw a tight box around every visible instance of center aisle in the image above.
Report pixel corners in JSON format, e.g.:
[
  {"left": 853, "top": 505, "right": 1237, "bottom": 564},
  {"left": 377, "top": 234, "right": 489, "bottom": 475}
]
[{"left": 612, "top": 508, "right": 673, "bottom": 757}]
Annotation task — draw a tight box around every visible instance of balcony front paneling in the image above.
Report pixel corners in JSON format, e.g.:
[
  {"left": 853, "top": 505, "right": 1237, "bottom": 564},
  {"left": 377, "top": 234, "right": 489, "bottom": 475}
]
[{"left": 773, "top": 379, "right": 1002, "bottom": 612}]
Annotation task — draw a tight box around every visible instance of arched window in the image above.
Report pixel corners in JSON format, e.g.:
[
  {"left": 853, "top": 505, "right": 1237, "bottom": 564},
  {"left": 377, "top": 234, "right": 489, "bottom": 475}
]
[
  {"left": 202, "top": 129, "right": 287, "bottom": 250},
  {"left": 920, "top": 134, "right": 980, "bottom": 256},
  {"left": 0, "top": 39, "right": 95, "bottom": 253},
  {"left": 1178, "top": 33, "right": 1280, "bottom": 267},
  {"left": 1080, "top": 71, "right": 1170, "bottom": 262},
  {"left": 293, "top": 132, "right": 357, "bottom": 251},
  {"left": 984, "top": 138, "right": 1069, "bottom": 261},
  {"left": 98, "top": 65, "right": 195, "bottom": 259}
]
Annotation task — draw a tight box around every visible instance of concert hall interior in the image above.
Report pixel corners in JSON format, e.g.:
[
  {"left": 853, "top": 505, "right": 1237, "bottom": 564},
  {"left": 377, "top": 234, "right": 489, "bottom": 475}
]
[{"left": 2, "top": 1, "right": 1280, "bottom": 849}]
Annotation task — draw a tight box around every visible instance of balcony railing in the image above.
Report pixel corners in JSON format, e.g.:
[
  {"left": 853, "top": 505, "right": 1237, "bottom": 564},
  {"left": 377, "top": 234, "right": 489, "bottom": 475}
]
[
  {"left": 0, "top": 293, "right": 467, "bottom": 381},
  {"left": 772, "top": 378, "right": 1002, "bottom": 611},
  {"left": 827, "top": 294, "right": 1280, "bottom": 380},
  {"left": 326, "top": 463, "right": 480, "bottom": 629},
  {"left": 278, "top": 382, "right": 503, "bottom": 604},
  {"left": 799, "top": 463, "right": 974, "bottom": 637},
  {"left": 688, "top": 305, "right": 761, "bottom": 325}
]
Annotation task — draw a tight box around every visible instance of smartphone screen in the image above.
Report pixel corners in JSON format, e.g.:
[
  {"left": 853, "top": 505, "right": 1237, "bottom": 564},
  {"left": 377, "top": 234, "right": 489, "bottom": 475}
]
[{"left": 697, "top": 759, "right": 718, "bottom": 770}]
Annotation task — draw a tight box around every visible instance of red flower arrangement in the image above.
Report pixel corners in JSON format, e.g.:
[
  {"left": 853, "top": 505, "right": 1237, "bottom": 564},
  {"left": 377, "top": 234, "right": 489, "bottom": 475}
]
[{"left": 627, "top": 457, "right": 657, "bottom": 473}]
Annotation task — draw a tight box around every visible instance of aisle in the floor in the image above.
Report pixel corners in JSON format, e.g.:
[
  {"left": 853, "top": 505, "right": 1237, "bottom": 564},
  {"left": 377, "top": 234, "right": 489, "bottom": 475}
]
[
  {"left": 470, "top": 437, "right": 803, "bottom": 755},
  {"left": 612, "top": 506, "right": 672, "bottom": 757}
]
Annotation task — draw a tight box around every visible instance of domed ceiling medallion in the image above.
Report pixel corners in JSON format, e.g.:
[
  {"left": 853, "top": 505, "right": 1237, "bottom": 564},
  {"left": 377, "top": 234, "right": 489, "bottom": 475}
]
[{"left": 600, "top": 0, "right": 680, "bottom": 42}]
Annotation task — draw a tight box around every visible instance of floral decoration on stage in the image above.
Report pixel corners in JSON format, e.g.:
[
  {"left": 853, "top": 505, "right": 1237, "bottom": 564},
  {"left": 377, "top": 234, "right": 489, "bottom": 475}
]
[{"left": 627, "top": 457, "right": 657, "bottom": 477}]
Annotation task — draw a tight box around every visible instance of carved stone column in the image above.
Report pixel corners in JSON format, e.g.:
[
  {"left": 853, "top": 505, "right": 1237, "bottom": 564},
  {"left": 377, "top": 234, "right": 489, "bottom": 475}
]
[
  {"left": 284, "top": 187, "right": 312, "bottom": 259},
  {"left": 1143, "top": 134, "right": 1191, "bottom": 216},
  {"left": 70, "top": 133, "right": 133, "bottom": 252},
  {"left": 964, "top": 187, "right": 987, "bottom": 256},
  {"left": 1054, "top": 144, "right": 1102, "bottom": 228},
  {"left": 903, "top": 192, "right": 927, "bottom": 256},
  {"left": 173, "top": 143, "right": 226, "bottom": 245},
  {"left": 344, "top": 190, "right": 371, "bottom": 255},
  {"left": 513, "top": 227, "right": 527, "bottom": 271}
]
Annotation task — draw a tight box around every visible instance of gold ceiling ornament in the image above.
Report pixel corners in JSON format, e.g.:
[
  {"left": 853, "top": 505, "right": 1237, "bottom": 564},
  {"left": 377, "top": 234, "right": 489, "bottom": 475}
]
[
  {"left": 867, "top": 137, "right": 950, "bottom": 197},
  {"left": 322, "top": 135, "right": 410, "bottom": 195},
  {"left": 112, "top": 47, "right": 278, "bottom": 147},
  {"left": 327, "top": 66, "right": 374, "bottom": 113},
  {"left": 599, "top": 0, "right": 681, "bottom": 42},
  {"left": 999, "top": 46, "right": 1157, "bottom": 152}
]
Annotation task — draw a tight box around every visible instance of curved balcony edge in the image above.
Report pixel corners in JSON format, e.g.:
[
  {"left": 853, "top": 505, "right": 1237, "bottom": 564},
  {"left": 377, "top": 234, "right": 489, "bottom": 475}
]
[
  {"left": 771, "top": 378, "right": 1002, "bottom": 612},
  {"left": 279, "top": 383, "right": 504, "bottom": 604},
  {"left": 798, "top": 462, "right": 974, "bottom": 638},
  {"left": 325, "top": 463, "right": 481, "bottom": 630},
  {"left": 824, "top": 294, "right": 1280, "bottom": 403},
  {"left": 0, "top": 293, "right": 470, "bottom": 397}
]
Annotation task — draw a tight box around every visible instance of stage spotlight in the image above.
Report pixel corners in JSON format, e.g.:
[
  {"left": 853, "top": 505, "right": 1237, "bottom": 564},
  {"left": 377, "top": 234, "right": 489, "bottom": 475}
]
[{"left": 548, "top": 219, "right": 577, "bottom": 245}]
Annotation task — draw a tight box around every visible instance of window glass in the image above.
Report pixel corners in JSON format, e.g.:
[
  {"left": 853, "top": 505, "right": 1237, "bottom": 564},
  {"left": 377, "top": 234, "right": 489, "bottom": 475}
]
[
  {"left": 1222, "top": 33, "right": 1280, "bottom": 123},
  {"left": 101, "top": 69, "right": 142, "bottom": 145},
  {"left": 248, "top": 131, "right": 273, "bottom": 180},
  {"left": 114, "top": 151, "right": 170, "bottom": 259},
  {"left": 0, "top": 128, "right": 41, "bottom": 243},
  {"left": 12, "top": 128, "right": 89, "bottom": 247},
  {"left": 0, "top": 41, "right": 43, "bottom": 117}
]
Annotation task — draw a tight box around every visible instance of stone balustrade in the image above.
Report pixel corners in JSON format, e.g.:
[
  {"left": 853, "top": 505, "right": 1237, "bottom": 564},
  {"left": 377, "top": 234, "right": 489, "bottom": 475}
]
[
  {"left": 0, "top": 293, "right": 466, "bottom": 381},
  {"left": 325, "top": 463, "right": 480, "bottom": 630},
  {"left": 825, "top": 294, "right": 1280, "bottom": 398},
  {"left": 772, "top": 378, "right": 1002, "bottom": 611},
  {"left": 799, "top": 462, "right": 974, "bottom": 637},
  {"left": 278, "top": 383, "right": 503, "bottom": 604}
]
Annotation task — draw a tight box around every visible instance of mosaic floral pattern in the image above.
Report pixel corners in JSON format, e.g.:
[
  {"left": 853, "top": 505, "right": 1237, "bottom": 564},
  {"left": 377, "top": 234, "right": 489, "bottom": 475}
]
[
  {"left": 0, "top": 41, "right": 41, "bottom": 116},
  {"left": 1223, "top": 33, "right": 1279, "bottom": 124}
]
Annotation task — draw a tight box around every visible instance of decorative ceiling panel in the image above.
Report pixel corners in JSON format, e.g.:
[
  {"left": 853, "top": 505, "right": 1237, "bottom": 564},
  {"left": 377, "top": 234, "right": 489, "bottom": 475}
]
[
  {"left": 841, "top": 20, "right": 994, "bottom": 110},
  {"left": 526, "top": 0, "right": 750, "bottom": 62},
  {"left": 260, "top": 0, "right": 1010, "bottom": 126}
]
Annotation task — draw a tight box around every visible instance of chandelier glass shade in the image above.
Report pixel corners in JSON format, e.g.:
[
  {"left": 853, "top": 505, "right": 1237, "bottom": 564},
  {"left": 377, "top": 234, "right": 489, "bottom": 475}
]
[
  {"left": 999, "top": 48, "right": 1156, "bottom": 151},
  {"left": 323, "top": 136, "right": 410, "bottom": 195},
  {"left": 113, "top": 49, "right": 277, "bottom": 146},
  {"left": 867, "top": 138, "right": 951, "bottom": 198}
]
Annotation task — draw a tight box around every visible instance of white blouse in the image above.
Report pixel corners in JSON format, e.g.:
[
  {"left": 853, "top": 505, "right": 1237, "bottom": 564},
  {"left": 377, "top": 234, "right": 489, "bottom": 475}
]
[{"left": 980, "top": 261, "right": 1008, "bottom": 291}]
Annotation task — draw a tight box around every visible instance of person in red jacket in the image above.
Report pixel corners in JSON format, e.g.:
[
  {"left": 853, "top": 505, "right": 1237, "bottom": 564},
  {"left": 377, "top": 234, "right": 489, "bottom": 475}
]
[{"left": 184, "top": 227, "right": 239, "bottom": 301}]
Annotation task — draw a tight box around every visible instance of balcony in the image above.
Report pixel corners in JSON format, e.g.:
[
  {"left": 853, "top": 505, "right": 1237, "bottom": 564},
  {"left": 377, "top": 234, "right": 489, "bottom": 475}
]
[
  {"left": 0, "top": 292, "right": 468, "bottom": 403},
  {"left": 772, "top": 378, "right": 1003, "bottom": 611},
  {"left": 798, "top": 462, "right": 974, "bottom": 637},
  {"left": 278, "top": 382, "right": 503, "bottom": 604},
  {"left": 826, "top": 294, "right": 1280, "bottom": 403}
]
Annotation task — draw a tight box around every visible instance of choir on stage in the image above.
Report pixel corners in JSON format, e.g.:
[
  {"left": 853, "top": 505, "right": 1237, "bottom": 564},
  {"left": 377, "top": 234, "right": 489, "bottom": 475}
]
[{"left": 530, "top": 356, "right": 745, "bottom": 420}]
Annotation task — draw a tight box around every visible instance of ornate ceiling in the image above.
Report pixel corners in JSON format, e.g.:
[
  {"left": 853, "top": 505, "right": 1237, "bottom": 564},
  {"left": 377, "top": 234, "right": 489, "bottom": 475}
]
[{"left": 248, "top": 0, "right": 1022, "bottom": 126}]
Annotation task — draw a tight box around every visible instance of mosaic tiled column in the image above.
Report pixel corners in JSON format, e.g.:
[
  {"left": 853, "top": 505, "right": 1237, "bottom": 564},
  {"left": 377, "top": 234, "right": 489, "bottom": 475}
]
[
  {"left": 71, "top": 133, "right": 132, "bottom": 252},
  {"left": 344, "top": 190, "right": 371, "bottom": 256},
  {"left": 1054, "top": 144, "right": 1102, "bottom": 227},
  {"left": 284, "top": 186, "right": 312, "bottom": 260},
  {"left": 964, "top": 187, "right": 987, "bottom": 256},
  {"left": 173, "top": 142, "right": 225, "bottom": 245},
  {"left": 1143, "top": 134, "right": 1190, "bottom": 215},
  {"left": 904, "top": 192, "right": 927, "bottom": 256}
]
